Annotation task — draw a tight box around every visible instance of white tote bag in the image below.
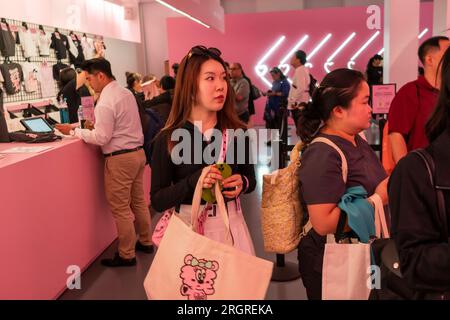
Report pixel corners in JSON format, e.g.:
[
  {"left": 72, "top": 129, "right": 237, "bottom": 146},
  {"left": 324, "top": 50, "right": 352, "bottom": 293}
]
[
  {"left": 144, "top": 167, "right": 274, "bottom": 300},
  {"left": 322, "top": 193, "right": 389, "bottom": 300}
]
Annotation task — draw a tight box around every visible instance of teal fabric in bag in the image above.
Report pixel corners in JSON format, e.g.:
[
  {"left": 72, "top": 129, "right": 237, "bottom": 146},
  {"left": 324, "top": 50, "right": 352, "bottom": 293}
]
[{"left": 338, "top": 186, "right": 375, "bottom": 244}]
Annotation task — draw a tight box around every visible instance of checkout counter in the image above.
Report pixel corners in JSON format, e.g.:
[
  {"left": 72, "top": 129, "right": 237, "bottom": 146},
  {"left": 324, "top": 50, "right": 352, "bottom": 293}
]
[{"left": 0, "top": 136, "right": 151, "bottom": 299}]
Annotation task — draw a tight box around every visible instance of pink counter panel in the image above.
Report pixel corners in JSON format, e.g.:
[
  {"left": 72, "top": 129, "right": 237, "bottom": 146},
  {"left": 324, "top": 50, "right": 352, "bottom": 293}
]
[{"left": 0, "top": 138, "right": 151, "bottom": 299}]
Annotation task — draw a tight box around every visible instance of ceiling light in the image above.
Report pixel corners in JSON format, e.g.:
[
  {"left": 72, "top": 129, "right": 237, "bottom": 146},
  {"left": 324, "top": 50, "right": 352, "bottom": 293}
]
[{"left": 155, "top": 0, "right": 210, "bottom": 29}]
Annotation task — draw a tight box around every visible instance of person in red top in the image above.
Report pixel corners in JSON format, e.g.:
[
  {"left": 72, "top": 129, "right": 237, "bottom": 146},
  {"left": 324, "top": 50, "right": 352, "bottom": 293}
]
[{"left": 388, "top": 36, "right": 449, "bottom": 163}]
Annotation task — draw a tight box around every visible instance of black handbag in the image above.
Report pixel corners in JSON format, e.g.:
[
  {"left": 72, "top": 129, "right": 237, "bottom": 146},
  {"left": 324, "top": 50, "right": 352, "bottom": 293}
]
[{"left": 370, "top": 149, "right": 449, "bottom": 300}]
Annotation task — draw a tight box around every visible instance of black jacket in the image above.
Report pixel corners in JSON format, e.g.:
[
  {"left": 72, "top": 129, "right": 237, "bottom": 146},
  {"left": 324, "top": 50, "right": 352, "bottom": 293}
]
[
  {"left": 389, "top": 127, "right": 450, "bottom": 292},
  {"left": 150, "top": 121, "right": 256, "bottom": 212},
  {"left": 144, "top": 91, "right": 173, "bottom": 108}
]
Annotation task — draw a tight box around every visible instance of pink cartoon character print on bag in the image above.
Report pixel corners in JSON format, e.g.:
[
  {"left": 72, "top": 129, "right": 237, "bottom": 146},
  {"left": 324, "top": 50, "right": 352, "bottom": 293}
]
[
  {"left": 151, "top": 210, "right": 173, "bottom": 247},
  {"left": 180, "top": 254, "right": 219, "bottom": 300}
]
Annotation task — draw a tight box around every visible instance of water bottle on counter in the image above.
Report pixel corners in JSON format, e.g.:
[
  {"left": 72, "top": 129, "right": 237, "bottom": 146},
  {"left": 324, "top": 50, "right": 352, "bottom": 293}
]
[
  {"left": 78, "top": 106, "right": 85, "bottom": 129},
  {"left": 58, "top": 98, "right": 69, "bottom": 124}
]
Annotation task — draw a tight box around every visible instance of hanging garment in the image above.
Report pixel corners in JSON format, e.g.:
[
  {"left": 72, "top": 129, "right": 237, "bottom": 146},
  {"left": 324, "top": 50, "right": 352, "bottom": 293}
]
[
  {"left": 51, "top": 31, "right": 67, "bottom": 60},
  {"left": 21, "top": 61, "right": 40, "bottom": 93},
  {"left": 0, "top": 62, "right": 23, "bottom": 94},
  {"left": 40, "top": 62, "right": 56, "bottom": 98},
  {"left": 0, "top": 21, "right": 16, "bottom": 57},
  {"left": 18, "top": 27, "right": 38, "bottom": 58},
  {"left": 37, "top": 30, "right": 51, "bottom": 56}
]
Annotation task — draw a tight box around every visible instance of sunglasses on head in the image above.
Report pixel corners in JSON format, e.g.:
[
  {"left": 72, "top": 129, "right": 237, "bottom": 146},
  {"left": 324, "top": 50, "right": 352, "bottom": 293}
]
[{"left": 188, "top": 46, "right": 222, "bottom": 60}]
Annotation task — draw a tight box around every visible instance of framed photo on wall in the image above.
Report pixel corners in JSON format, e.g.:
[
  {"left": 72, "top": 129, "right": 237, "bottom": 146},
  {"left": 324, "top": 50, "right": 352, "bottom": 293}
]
[{"left": 371, "top": 84, "right": 397, "bottom": 115}]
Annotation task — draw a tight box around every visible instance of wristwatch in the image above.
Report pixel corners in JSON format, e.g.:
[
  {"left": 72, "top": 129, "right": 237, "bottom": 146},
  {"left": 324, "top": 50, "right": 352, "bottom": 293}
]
[{"left": 69, "top": 129, "right": 76, "bottom": 136}]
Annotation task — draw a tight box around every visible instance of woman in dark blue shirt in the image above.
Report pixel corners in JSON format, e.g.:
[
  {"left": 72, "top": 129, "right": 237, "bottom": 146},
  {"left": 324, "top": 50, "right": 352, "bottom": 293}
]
[{"left": 263, "top": 67, "right": 290, "bottom": 130}]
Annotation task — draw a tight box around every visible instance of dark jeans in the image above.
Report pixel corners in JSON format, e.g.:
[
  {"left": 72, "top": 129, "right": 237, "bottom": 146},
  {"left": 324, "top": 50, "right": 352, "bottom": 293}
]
[
  {"left": 238, "top": 111, "right": 250, "bottom": 124},
  {"left": 291, "top": 109, "right": 301, "bottom": 133},
  {"left": 298, "top": 229, "right": 326, "bottom": 300}
]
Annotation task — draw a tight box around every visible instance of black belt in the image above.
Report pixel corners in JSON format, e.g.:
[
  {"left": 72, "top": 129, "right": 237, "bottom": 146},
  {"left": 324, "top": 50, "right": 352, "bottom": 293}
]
[{"left": 104, "top": 146, "right": 142, "bottom": 158}]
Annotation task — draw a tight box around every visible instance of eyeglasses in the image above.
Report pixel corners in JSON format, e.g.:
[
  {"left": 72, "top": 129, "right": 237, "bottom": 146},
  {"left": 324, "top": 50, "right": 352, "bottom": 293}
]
[{"left": 187, "top": 46, "right": 222, "bottom": 60}]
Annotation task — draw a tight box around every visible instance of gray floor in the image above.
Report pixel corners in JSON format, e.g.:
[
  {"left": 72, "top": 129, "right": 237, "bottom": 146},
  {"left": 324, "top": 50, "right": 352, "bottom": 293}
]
[{"left": 59, "top": 122, "right": 381, "bottom": 300}]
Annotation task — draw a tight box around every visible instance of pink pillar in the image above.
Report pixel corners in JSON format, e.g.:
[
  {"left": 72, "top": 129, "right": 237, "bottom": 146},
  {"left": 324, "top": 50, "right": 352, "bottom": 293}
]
[{"left": 383, "top": 0, "right": 420, "bottom": 88}]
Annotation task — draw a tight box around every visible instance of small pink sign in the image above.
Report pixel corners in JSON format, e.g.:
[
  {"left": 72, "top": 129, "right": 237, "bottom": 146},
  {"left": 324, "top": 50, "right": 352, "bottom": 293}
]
[
  {"left": 81, "top": 96, "right": 95, "bottom": 122},
  {"left": 371, "top": 84, "right": 396, "bottom": 114}
]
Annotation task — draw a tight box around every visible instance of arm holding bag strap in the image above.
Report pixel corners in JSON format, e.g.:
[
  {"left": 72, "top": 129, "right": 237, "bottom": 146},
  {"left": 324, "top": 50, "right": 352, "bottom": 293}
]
[
  {"left": 303, "top": 137, "right": 349, "bottom": 239},
  {"left": 191, "top": 167, "right": 233, "bottom": 246}
]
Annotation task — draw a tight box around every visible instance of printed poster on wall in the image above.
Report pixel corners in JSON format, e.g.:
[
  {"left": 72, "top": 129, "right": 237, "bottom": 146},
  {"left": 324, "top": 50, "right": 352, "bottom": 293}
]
[{"left": 371, "top": 84, "right": 396, "bottom": 114}]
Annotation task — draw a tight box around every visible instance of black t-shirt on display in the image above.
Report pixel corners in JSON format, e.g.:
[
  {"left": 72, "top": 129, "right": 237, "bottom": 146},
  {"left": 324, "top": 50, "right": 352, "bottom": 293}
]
[
  {"left": 68, "top": 33, "right": 85, "bottom": 68},
  {"left": 0, "top": 21, "right": 16, "bottom": 57},
  {"left": 0, "top": 87, "right": 9, "bottom": 142},
  {"left": 0, "top": 63, "right": 23, "bottom": 94},
  {"left": 51, "top": 31, "right": 67, "bottom": 60}
]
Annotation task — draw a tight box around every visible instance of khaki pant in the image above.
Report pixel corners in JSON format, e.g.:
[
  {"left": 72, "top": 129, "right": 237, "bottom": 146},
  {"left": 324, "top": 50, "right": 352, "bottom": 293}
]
[{"left": 104, "top": 149, "right": 152, "bottom": 259}]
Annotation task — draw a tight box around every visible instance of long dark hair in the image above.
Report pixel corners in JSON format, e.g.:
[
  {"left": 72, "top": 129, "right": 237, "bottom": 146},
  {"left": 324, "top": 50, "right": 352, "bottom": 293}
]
[
  {"left": 297, "top": 68, "right": 366, "bottom": 144},
  {"left": 426, "top": 46, "right": 450, "bottom": 142},
  {"left": 161, "top": 46, "right": 244, "bottom": 151}
]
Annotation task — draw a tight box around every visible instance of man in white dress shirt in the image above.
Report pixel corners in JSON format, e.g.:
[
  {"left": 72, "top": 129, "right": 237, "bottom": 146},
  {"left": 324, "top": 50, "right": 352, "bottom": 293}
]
[
  {"left": 288, "top": 50, "right": 310, "bottom": 131},
  {"left": 56, "top": 58, "right": 153, "bottom": 267}
]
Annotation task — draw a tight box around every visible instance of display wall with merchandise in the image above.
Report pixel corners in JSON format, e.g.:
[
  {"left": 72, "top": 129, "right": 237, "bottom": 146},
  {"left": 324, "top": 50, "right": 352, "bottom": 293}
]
[{"left": 0, "top": 17, "right": 107, "bottom": 128}]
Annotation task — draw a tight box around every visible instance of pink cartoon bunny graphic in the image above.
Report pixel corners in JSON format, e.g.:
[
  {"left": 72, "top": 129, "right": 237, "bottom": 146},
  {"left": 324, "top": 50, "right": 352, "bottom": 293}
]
[
  {"left": 9, "top": 68, "right": 21, "bottom": 93},
  {"left": 180, "top": 254, "right": 219, "bottom": 300}
]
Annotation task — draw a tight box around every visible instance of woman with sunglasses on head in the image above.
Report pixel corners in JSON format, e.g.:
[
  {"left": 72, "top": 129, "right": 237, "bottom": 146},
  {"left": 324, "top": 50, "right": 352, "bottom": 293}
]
[{"left": 151, "top": 45, "right": 257, "bottom": 255}]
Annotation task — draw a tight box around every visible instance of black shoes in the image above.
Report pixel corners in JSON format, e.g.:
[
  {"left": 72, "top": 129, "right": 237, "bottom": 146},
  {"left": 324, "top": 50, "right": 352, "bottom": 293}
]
[
  {"left": 100, "top": 243, "right": 154, "bottom": 267},
  {"left": 101, "top": 252, "right": 136, "bottom": 267},
  {"left": 136, "top": 241, "right": 155, "bottom": 254}
]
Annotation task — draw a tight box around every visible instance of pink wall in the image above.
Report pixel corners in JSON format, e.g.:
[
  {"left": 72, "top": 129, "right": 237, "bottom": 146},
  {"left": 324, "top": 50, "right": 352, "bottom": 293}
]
[{"left": 167, "top": 4, "right": 432, "bottom": 125}]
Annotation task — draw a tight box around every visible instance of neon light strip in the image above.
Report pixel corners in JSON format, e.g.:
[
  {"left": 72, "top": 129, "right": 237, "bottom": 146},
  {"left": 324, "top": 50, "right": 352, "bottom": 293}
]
[
  {"left": 307, "top": 33, "right": 332, "bottom": 61},
  {"left": 257, "top": 36, "right": 286, "bottom": 66},
  {"left": 327, "top": 32, "right": 356, "bottom": 62},
  {"left": 378, "top": 48, "right": 385, "bottom": 55},
  {"left": 155, "top": 0, "right": 210, "bottom": 28},
  {"left": 418, "top": 28, "right": 429, "bottom": 39},
  {"left": 280, "top": 35, "right": 309, "bottom": 65},
  {"left": 350, "top": 31, "right": 380, "bottom": 61},
  {"left": 260, "top": 76, "right": 273, "bottom": 88}
]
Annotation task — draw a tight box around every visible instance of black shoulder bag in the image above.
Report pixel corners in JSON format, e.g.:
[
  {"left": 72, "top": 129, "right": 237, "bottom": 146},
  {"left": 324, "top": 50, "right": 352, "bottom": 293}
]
[{"left": 370, "top": 149, "right": 448, "bottom": 300}]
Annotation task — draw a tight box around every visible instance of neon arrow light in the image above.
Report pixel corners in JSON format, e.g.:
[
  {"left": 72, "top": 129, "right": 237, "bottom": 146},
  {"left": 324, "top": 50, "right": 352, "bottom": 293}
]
[
  {"left": 324, "top": 32, "right": 356, "bottom": 73},
  {"left": 348, "top": 31, "right": 380, "bottom": 69},
  {"left": 377, "top": 28, "right": 429, "bottom": 57},
  {"left": 255, "top": 35, "right": 286, "bottom": 88},
  {"left": 305, "top": 33, "right": 332, "bottom": 68},
  {"left": 418, "top": 28, "right": 429, "bottom": 39},
  {"left": 278, "top": 35, "right": 309, "bottom": 76}
]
